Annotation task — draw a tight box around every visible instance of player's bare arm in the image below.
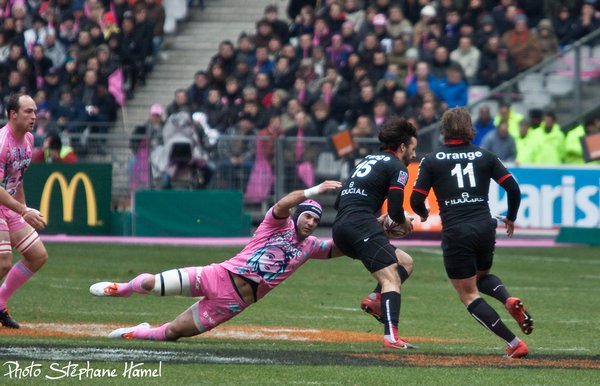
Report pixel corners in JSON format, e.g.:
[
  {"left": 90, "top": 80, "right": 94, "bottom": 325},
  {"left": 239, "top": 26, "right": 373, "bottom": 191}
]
[{"left": 273, "top": 180, "right": 342, "bottom": 218}]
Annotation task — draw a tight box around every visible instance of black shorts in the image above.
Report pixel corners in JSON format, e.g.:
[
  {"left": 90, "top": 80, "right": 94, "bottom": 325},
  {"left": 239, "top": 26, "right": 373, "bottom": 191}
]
[
  {"left": 441, "top": 218, "right": 497, "bottom": 279},
  {"left": 332, "top": 214, "right": 398, "bottom": 273}
]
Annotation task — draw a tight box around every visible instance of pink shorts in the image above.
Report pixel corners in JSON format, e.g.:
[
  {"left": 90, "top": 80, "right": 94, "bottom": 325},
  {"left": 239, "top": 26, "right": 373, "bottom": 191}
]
[
  {"left": 188, "top": 264, "right": 248, "bottom": 333},
  {"left": 0, "top": 206, "right": 29, "bottom": 233}
]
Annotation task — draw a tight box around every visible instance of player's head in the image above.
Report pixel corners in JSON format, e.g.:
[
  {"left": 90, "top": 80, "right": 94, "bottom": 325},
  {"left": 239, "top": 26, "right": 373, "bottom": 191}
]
[
  {"left": 6, "top": 93, "right": 36, "bottom": 132},
  {"left": 441, "top": 107, "right": 474, "bottom": 143},
  {"left": 378, "top": 117, "right": 418, "bottom": 166},
  {"left": 292, "top": 200, "right": 322, "bottom": 239}
]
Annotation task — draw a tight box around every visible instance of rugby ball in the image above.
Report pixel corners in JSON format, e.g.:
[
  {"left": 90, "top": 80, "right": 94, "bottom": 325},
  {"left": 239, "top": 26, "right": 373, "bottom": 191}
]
[{"left": 382, "top": 212, "right": 414, "bottom": 239}]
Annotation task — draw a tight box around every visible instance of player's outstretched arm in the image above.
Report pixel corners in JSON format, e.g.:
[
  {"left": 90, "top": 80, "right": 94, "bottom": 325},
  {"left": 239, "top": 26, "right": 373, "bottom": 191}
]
[{"left": 273, "top": 180, "right": 342, "bottom": 218}]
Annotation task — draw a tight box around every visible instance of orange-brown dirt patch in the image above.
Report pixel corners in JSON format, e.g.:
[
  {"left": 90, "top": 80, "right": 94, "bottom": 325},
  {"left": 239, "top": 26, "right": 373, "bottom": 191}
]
[
  {"left": 350, "top": 352, "right": 600, "bottom": 369},
  {"left": 0, "top": 322, "right": 462, "bottom": 343}
]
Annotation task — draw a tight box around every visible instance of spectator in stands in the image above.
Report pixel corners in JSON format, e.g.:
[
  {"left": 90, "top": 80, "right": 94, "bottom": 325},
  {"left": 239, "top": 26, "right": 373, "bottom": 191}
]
[
  {"left": 436, "top": 64, "right": 468, "bottom": 109},
  {"left": 407, "top": 60, "right": 434, "bottom": 97},
  {"left": 290, "top": 76, "right": 315, "bottom": 111},
  {"left": 167, "top": 88, "right": 192, "bottom": 116},
  {"left": 481, "top": 120, "right": 516, "bottom": 163},
  {"left": 119, "top": 12, "right": 143, "bottom": 99},
  {"left": 371, "top": 97, "right": 391, "bottom": 132},
  {"left": 552, "top": 5, "right": 577, "bottom": 48},
  {"left": 31, "top": 44, "right": 53, "bottom": 82},
  {"left": 429, "top": 45, "right": 459, "bottom": 88},
  {"left": 200, "top": 88, "right": 228, "bottom": 132},
  {"left": 249, "top": 45, "right": 274, "bottom": 77},
  {"left": 32, "top": 133, "right": 78, "bottom": 163},
  {"left": 450, "top": 36, "right": 481, "bottom": 84},
  {"left": 386, "top": 4, "right": 412, "bottom": 39},
  {"left": 187, "top": 71, "right": 210, "bottom": 111},
  {"left": 473, "top": 13, "right": 497, "bottom": 50},
  {"left": 209, "top": 40, "right": 237, "bottom": 78},
  {"left": 564, "top": 117, "right": 600, "bottom": 164},
  {"left": 289, "top": 5, "right": 316, "bottom": 41},
  {"left": 412, "top": 4, "right": 436, "bottom": 50},
  {"left": 311, "top": 100, "right": 339, "bottom": 137},
  {"left": 473, "top": 104, "right": 495, "bottom": 146},
  {"left": 144, "top": 0, "right": 166, "bottom": 64},
  {"left": 533, "top": 111, "right": 565, "bottom": 164},
  {"left": 501, "top": 14, "right": 542, "bottom": 72},
  {"left": 326, "top": 34, "right": 353, "bottom": 70},
  {"left": 439, "top": 6, "right": 462, "bottom": 52},
  {"left": 537, "top": 19, "right": 559, "bottom": 60},
  {"left": 287, "top": 0, "right": 318, "bottom": 22},
  {"left": 51, "top": 86, "right": 87, "bottom": 141},
  {"left": 262, "top": 4, "right": 289, "bottom": 44},
  {"left": 375, "top": 70, "right": 402, "bottom": 105},
  {"left": 129, "top": 103, "right": 165, "bottom": 190},
  {"left": 343, "top": 0, "right": 365, "bottom": 33},
  {"left": 389, "top": 89, "right": 412, "bottom": 119},
  {"left": 477, "top": 37, "right": 516, "bottom": 88},
  {"left": 44, "top": 32, "right": 66, "bottom": 71},
  {"left": 271, "top": 56, "right": 296, "bottom": 91},
  {"left": 24, "top": 14, "right": 51, "bottom": 56},
  {"left": 217, "top": 114, "right": 256, "bottom": 190},
  {"left": 573, "top": 0, "right": 600, "bottom": 43},
  {"left": 415, "top": 100, "right": 439, "bottom": 129}
]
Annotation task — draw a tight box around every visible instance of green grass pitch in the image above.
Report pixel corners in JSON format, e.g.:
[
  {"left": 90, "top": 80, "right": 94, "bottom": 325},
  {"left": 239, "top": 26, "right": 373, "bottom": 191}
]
[{"left": 0, "top": 243, "right": 598, "bottom": 385}]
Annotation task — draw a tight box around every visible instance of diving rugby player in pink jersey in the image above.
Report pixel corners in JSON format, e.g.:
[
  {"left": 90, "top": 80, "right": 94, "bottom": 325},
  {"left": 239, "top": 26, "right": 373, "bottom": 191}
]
[
  {"left": 0, "top": 93, "right": 48, "bottom": 328},
  {"left": 90, "top": 180, "right": 342, "bottom": 341}
]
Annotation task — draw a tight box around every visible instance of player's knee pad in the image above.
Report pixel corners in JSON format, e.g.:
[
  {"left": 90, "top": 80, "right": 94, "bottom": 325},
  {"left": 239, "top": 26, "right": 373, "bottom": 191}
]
[{"left": 152, "top": 269, "right": 191, "bottom": 296}]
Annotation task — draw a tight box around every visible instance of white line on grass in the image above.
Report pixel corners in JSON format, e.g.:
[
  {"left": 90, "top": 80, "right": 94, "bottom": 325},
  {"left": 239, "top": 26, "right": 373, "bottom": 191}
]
[{"left": 0, "top": 347, "right": 276, "bottom": 364}]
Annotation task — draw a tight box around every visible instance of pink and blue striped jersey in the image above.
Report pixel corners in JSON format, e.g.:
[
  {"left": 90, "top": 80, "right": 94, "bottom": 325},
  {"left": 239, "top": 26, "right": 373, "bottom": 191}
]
[
  {"left": 221, "top": 207, "right": 333, "bottom": 300},
  {"left": 0, "top": 124, "right": 33, "bottom": 196}
]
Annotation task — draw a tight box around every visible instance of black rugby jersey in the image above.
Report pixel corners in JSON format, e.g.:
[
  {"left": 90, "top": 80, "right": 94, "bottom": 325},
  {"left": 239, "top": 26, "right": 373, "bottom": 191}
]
[
  {"left": 335, "top": 150, "right": 409, "bottom": 220},
  {"left": 412, "top": 142, "right": 514, "bottom": 227}
]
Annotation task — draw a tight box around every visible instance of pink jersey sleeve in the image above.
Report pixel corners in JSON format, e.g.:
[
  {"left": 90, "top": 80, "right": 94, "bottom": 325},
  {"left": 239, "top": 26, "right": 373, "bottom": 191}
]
[{"left": 305, "top": 237, "right": 334, "bottom": 260}]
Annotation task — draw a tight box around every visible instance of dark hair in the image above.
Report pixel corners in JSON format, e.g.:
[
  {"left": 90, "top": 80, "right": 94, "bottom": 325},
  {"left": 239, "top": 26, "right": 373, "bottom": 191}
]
[
  {"left": 378, "top": 117, "right": 417, "bottom": 151},
  {"left": 48, "top": 134, "right": 62, "bottom": 151},
  {"left": 441, "top": 107, "right": 475, "bottom": 142},
  {"left": 6, "top": 93, "right": 23, "bottom": 117}
]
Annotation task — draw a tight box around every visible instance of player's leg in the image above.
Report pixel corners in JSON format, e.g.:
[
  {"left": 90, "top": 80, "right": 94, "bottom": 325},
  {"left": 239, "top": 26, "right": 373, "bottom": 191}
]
[
  {"left": 451, "top": 276, "right": 528, "bottom": 358},
  {"left": 0, "top": 222, "right": 47, "bottom": 328},
  {"left": 90, "top": 267, "right": 201, "bottom": 298},
  {"left": 474, "top": 220, "right": 533, "bottom": 335},
  {"left": 362, "top": 248, "right": 413, "bottom": 323},
  {"left": 366, "top": 237, "right": 415, "bottom": 349},
  {"left": 109, "top": 265, "right": 248, "bottom": 341},
  {"left": 0, "top": 227, "right": 16, "bottom": 328}
]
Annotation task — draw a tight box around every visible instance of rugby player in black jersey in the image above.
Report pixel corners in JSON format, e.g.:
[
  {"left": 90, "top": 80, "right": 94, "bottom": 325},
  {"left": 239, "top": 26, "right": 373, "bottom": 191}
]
[
  {"left": 332, "top": 117, "right": 418, "bottom": 349},
  {"left": 410, "top": 107, "right": 533, "bottom": 358}
]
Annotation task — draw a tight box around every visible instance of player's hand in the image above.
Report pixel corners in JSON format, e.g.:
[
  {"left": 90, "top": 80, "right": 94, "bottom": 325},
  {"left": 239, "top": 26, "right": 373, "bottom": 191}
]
[
  {"left": 495, "top": 215, "right": 514, "bottom": 238},
  {"left": 317, "top": 180, "right": 342, "bottom": 194},
  {"left": 377, "top": 214, "right": 386, "bottom": 224},
  {"left": 401, "top": 214, "right": 414, "bottom": 234},
  {"left": 419, "top": 208, "right": 429, "bottom": 222},
  {"left": 22, "top": 208, "right": 46, "bottom": 230}
]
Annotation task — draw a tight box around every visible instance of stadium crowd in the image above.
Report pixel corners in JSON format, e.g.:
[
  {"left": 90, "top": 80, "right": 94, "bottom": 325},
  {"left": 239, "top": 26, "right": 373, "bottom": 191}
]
[
  {"left": 0, "top": 0, "right": 166, "bottom": 153},
  {"left": 0, "top": 0, "right": 598, "bottom": 191}
]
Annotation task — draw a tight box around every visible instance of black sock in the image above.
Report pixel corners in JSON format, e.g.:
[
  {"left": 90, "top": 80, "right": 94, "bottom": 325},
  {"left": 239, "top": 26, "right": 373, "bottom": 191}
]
[
  {"left": 467, "top": 298, "right": 515, "bottom": 344},
  {"left": 477, "top": 274, "right": 511, "bottom": 303},
  {"left": 373, "top": 266, "right": 410, "bottom": 293},
  {"left": 381, "top": 291, "right": 400, "bottom": 337}
]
